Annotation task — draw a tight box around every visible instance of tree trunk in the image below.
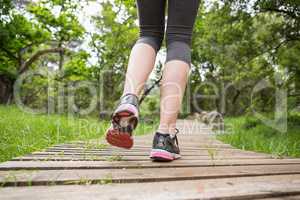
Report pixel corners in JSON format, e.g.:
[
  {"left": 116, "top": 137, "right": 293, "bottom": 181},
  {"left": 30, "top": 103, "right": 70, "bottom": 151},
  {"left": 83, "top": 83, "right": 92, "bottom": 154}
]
[
  {"left": 0, "top": 75, "right": 14, "bottom": 104},
  {"left": 58, "top": 42, "right": 64, "bottom": 70}
]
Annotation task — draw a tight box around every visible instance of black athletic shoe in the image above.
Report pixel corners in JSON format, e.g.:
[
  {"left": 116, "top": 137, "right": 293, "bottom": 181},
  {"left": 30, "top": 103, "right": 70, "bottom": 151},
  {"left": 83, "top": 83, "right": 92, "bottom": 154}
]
[{"left": 150, "top": 130, "right": 181, "bottom": 161}]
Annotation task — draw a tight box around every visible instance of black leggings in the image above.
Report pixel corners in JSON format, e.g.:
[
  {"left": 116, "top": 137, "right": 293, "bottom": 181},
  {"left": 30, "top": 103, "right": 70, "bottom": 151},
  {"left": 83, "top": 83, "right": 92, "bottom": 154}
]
[{"left": 136, "top": 0, "right": 200, "bottom": 65}]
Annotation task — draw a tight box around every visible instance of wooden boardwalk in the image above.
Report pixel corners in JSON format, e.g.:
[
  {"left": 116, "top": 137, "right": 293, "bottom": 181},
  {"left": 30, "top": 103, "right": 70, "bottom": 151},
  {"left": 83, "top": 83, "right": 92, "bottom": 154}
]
[{"left": 1, "top": 120, "right": 300, "bottom": 199}]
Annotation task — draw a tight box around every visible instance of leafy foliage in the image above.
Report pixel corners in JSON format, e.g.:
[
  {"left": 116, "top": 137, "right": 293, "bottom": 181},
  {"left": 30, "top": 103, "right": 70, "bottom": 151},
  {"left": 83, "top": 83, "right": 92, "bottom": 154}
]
[{"left": 190, "top": 0, "right": 300, "bottom": 115}]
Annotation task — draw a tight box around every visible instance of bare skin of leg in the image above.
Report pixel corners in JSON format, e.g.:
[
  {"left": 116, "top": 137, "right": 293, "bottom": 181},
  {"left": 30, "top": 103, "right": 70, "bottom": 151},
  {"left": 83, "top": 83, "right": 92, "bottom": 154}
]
[
  {"left": 122, "top": 43, "right": 189, "bottom": 136},
  {"left": 158, "top": 60, "right": 190, "bottom": 135},
  {"left": 123, "top": 43, "right": 156, "bottom": 96}
]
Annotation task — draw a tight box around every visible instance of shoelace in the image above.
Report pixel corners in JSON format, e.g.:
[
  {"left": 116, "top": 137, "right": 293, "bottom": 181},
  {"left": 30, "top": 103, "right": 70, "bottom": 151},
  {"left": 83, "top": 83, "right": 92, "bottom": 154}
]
[{"left": 172, "top": 128, "right": 179, "bottom": 147}]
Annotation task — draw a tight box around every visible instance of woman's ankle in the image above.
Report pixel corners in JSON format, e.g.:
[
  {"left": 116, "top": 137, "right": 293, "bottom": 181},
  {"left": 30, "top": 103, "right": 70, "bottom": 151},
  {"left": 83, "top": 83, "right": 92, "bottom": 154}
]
[
  {"left": 119, "top": 93, "right": 139, "bottom": 108},
  {"left": 157, "top": 123, "right": 177, "bottom": 135},
  {"left": 121, "top": 92, "right": 139, "bottom": 98}
]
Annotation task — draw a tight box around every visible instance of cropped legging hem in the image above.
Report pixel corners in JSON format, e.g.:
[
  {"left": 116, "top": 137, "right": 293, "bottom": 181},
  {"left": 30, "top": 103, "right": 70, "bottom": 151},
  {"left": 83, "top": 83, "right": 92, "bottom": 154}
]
[
  {"left": 136, "top": 36, "right": 163, "bottom": 53},
  {"left": 135, "top": 0, "right": 200, "bottom": 66},
  {"left": 136, "top": 36, "right": 192, "bottom": 66}
]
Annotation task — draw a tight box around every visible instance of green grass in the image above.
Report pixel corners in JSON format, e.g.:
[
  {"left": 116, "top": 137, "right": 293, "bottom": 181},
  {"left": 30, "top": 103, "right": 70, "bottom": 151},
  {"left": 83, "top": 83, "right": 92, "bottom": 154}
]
[
  {"left": 0, "top": 106, "right": 156, "bottom": 162},
  {"left": 218, "top": 113, "right": 300, "bottom": 158}
]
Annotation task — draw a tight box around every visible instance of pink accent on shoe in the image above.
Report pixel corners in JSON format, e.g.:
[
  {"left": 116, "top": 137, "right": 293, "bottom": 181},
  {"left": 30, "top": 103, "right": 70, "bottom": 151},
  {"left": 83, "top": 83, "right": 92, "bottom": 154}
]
[
  {"left": 114, "top": 104, "right": 138, "bottom": 118},
  {"left": 150, "top": 150, "right": 174, "bottom": 161}
]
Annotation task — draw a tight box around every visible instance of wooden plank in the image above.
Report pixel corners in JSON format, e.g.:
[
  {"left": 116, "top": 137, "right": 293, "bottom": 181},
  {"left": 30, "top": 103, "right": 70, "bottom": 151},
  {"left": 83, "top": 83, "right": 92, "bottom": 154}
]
[
  {"left": 1, "top": 159, "right": 300, "bottom": 171},
  {"left": 46, "top": 146, "right": 236, "bottom": 152},
  {"left": 44, "top": 146, "right": 263, "bottom": 154},
  {"left": 31, "top": 150, "right": 265, "bottom": 157},
  {"left": 128, "top": 138, "right": 222, "bottom": 144},
  {"left": 1, "top": 164, "right": 300, "bottom": 186},
  {"left": 1, "top": 175, "right": 300, "bottom": 200},
  {"left": 79, "top": 134, "right": 217, "bottom": 141},
  {"left": 34, "top": 147, "right": 267, "bottom": 158},
  {"left": 68, "top": 136, "right": 230, "bottom": 146},
  {"left": 10, "top": 154, "right": 273, "bottom": 162},
  {"left": 63, "top": 142, "right": 233, "bottom": 148},
  {"left": 52, "top": 144, "right": 235, "bottom": 150}
]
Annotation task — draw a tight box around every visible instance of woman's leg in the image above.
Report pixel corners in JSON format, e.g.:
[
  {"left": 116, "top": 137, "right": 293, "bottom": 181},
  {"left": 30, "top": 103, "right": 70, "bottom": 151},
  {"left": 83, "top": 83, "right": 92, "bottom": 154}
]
[
  {"left": 122, "top": 44, "right": 156, "bottom": 96},
  {"left": 123, "top": 0, "right": 166, "bottom": 97},
  {"left": 106, "top": 0, "right": 166, "bottom": 149},
  {"left": 158, "top": 0, "right": 200, "bottom": 135},
  {"left": 158, "top": 61, "right": 190, "bottom": 134},
  {"left": 150, "top": 0, "right": 200, "bottom": 161}
]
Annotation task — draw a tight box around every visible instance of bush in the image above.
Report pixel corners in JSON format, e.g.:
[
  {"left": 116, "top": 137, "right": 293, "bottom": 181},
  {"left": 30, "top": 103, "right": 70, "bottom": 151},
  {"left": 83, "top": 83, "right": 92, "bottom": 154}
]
[
  {"left": 139, "top": 94, "right": 160, "bottom": 122},
  {"left": 288, "top": 112, "right": 300, "bottom": 128},
  {"left": 242, "top": 117, "right": 260, "bottom": 129}
]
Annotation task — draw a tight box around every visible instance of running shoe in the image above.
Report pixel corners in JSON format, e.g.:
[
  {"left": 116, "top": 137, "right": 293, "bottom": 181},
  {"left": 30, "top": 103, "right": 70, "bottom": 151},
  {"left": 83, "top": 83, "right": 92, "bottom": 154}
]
[
  {"left": 105, "top": 93, "right": 139, "bottom": 149},
  {"left": 150, "top": 129, "right": 181, "bottom": 161}
]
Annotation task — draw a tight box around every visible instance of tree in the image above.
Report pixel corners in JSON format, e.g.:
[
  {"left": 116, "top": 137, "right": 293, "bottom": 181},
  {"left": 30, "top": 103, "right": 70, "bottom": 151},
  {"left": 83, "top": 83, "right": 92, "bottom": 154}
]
[
  {"left": 190, "top": 2, "right": 287, "bottom": 115},
  {"left": 0, "top": 0, "right": 85, "bottom": 104},
  {"left": 222, "top": 0, "right": 300, "bottom": 106}
]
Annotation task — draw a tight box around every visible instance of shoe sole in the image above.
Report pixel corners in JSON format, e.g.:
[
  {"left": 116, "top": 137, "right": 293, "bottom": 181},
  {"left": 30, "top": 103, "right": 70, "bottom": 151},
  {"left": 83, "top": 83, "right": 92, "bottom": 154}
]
[
  {"left": 106, "top": 105, "right": 138, "bottom": 149},
  {"left": 106, "top": 127, "right": 133, "bottom": 149},
  {"left": 150, "top": 149, "right": 181, "bottom": 162}
]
